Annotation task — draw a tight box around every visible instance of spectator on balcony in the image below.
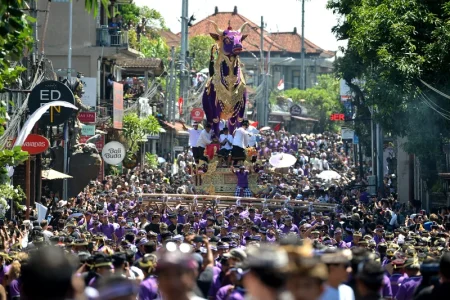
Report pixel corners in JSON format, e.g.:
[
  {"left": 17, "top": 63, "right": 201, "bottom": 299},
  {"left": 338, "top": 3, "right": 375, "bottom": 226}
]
[
  {"left": 115, "top": 13, "right": 123, "bottom": 30},
  {"left": 109, "top": 17, "right": 119, "bottom": 45},
  {"left": 136, "top": 18, "right": 147, "bottom": 42},
  {"left": 108, "top": 17, "right": 119, "bottom": 34}
]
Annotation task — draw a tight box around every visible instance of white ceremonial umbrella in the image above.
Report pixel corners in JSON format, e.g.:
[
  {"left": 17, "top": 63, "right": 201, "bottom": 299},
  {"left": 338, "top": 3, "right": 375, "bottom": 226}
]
[
  {"left": 269, "top": 153, "right": 297, "bottom": 168},
  {"left": 317, "top": 170, "right": 342, "bottom": 181},
  {"left": 158, "top": 157, "right": 166, "bottom": 164},
  {"left": 260, "top": 126, "right": 271, "bottom": 131}
]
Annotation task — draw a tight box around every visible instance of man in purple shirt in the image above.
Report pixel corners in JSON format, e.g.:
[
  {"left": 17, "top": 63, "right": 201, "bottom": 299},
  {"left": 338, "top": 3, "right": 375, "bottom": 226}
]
[
  {"left": 231, "top": 166, "right": 252, "bottom": 197},
  {"left": 247, "top": 208, "right": 261, "bottom": 226},
  {"left": 261, "top": 212, "right": 277, "bottom": 228},
  {"left": 395, "top": 259, "right": 422, "bottom": 300},
  {"left": 279, "top": 216, "right": 299, "bottom": 234},
  {"left": 96, "top": 213, "right": 115, "bottom": 239}
]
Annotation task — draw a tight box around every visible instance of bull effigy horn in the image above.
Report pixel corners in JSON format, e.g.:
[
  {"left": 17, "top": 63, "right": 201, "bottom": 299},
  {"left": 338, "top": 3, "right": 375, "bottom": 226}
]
[
  {"left": 209, "top": 20, "right": 224, "bottom": 35},
  {"left": 238, "top": 22, "right": 249, "bottom": 33}
]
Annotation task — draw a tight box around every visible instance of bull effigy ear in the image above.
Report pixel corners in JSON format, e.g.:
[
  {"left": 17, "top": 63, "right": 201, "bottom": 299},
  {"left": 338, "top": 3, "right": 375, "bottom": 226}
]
[
  {"left": 210, "top": 33, "right": 220, "bottom": 41},
  {"left": 241, "top": 34, "right": 248, "bottom": 42}
]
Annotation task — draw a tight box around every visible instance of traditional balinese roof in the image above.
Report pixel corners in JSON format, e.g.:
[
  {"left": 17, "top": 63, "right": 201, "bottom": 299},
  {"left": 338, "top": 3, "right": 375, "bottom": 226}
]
[
  {"left": 271, "top": 30, "right": 335, "bottom": 57},
  {"left": 185, "top": 7, "right": 335, "bottom": 56}
]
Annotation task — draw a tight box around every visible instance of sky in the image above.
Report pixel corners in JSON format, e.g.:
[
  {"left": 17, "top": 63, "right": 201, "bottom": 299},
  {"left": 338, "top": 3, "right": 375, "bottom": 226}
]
[{"left": 134, "top": 0, "right": 347, "bottom": 52}]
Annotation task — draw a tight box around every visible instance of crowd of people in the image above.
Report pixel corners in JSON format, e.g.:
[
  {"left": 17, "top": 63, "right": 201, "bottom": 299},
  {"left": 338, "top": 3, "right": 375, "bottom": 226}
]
[{"left": 0, "top": 123, "right": 446, "bottom": 300}]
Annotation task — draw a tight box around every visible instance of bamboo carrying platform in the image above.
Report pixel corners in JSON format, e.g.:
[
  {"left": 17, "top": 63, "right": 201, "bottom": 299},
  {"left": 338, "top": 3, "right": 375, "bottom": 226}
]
[{"left": 140, "top": 193, "right": 338, "bottom": 212}]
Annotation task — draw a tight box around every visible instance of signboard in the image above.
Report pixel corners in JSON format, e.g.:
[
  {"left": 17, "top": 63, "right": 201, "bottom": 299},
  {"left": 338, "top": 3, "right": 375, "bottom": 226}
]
[
  {"left": 330, "top": 113, "right": 345, "bottom": 121},
  {"left": 28, "top": 80, "right": 75, "bottom": 125},
  {"left": 289, "top": 104, "right": 302, "bottom": 116},
  {"left": 78, "top": 112, "right": 96, "bottom": 123},
  {"left": 80, "top": 134, "right": 104, "bottom": 180},
  {"left": 81, "top": 125, "right": 95, "bottom": 136},
  {"left": 341, "top": 128, "right": 355, "bottom": 141},
  {"left": 191, "top": 108, "right": 205, "bottom": 122},
  {"left": 101, "top": 141, "right": 125, "bottom": 165},
  {"left": 80, "top": 77, "right": 97, "bottom": 108},
  {"left": 113, "top": 82, "right": 124, "bottom": 129},
  {"left": 353, "top": 134, "right": 359, "bottom": 144},
  {"left": 12, "top": 134, "right": 50, "bottom": 155}
]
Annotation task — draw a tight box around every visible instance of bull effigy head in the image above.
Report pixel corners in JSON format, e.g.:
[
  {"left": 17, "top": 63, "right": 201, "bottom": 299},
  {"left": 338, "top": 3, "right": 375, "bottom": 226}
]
[{"left": 209, "top": 21, "right": 248, "bottom": 56}]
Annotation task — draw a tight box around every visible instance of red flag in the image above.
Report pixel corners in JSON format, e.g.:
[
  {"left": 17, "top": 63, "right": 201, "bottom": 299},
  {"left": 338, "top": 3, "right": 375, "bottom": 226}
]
[
  {"left": 178, "top": 97, "right": 183, "bottom": 116},
  {"left": 273, "top": 123, "right": 282, "bottom": 132},
  {"left": 250, "top": 121, "right": 258, "bottom": 127}
]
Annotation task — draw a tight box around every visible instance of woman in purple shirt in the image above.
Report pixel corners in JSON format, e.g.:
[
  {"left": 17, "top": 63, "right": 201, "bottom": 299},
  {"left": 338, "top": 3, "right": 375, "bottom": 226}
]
[{"left": 6, "top": 261, "right": 20, "bottom": 300}]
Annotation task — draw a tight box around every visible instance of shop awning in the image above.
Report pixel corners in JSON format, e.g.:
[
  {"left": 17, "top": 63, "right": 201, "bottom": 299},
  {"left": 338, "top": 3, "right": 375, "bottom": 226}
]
[{"left": 42, "top": 169, "right": 73, "bottom": 180}]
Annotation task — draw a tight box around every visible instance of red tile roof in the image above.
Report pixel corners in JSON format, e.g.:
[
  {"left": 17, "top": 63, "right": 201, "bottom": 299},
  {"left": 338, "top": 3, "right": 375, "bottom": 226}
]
[
  {"left": 159, "top": 30, "right": 181, "bottom": 48},
  {"left": 271, "top": 32, "right": 335, "bottom": 57},
  {"left": 185, "top": 11, "right": 333, "bottom": 56},
  {"left": 186, "top": 12, "right": 284, "bottom": 52}
]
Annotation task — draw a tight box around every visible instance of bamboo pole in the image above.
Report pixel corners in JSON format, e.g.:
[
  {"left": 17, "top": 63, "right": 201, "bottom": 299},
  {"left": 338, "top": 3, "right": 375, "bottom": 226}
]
[{"left": 140, "top": 193, "right": 337, "bottom": 211}]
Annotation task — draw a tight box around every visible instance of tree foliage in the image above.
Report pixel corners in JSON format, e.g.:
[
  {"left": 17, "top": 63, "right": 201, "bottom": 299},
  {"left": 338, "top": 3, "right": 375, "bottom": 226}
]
[
  {"left": 189, "top": 35, "right": 215, "bottom": 72},
  {"left": 122, "top": 113, "right": 161, "bottom": 155},
  {"left": 327, "top": 0, "right": 450, "bottom": 183},
  {"left": 278, "top": 75, "right": 342, "bottom": 132}
]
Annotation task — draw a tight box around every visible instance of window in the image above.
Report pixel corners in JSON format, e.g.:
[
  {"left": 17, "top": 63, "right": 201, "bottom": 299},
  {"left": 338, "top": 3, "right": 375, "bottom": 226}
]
[{"left": 292, "top": 71, "right": 301, "bottom": 88}]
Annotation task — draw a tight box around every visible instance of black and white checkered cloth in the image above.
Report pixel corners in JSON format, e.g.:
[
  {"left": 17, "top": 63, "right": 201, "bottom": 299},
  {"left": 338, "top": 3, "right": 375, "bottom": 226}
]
[{"left": 234, "top": 186, "right": 252, "bottom": 197}]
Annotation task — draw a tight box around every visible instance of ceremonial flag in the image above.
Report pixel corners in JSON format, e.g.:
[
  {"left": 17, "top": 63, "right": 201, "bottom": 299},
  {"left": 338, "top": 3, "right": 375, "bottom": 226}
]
[
  {"left": 273, "top": 123, "right": 282, "bottom": 132},
  {"left": 277, "top": 79, "right": 285, "bottom": 90},
  {"left": 178, "top": 97, "right": 183, "bottom": 116}
]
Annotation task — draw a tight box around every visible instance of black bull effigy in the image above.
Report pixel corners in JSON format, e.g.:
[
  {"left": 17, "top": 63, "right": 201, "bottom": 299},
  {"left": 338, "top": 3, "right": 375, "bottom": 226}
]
[{"left": 202, "top": 21, "right": 248, "bottom": 137}]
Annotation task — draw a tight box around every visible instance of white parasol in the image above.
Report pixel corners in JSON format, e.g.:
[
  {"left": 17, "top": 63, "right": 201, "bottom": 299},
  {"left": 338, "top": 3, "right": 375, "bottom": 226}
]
[
  {"left": 158, "top": 157, "right": 166, "bottom": 164},
  {"left": 317, "top": 170, "right": 341, "bottom": 181},
  {"left": 260, "top": 126, "right": 271, "bottom": 131},
  {"left": 269, "top": 153, "right": 297, "bottom": 168}
]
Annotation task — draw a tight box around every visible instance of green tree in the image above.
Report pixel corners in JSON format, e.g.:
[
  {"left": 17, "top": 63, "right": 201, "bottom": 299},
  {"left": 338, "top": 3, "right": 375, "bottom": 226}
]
[
  {"left": 139, "top": 35, "right": 169, "bottom": 64},
  {"left": 122, "top": 113, "right": 161, "bottom": 155},
  {"left": 0, "top": 0, "right": 34, "bottom": 209},
  {"left": 278, "top": 74, "right": 341, "bottom": 132},
  {"left": 327, "top": 0, "right": 450, "bottom": 185},
  {"left": 189, "top": 35, "right": 215, "bottom": 72}
]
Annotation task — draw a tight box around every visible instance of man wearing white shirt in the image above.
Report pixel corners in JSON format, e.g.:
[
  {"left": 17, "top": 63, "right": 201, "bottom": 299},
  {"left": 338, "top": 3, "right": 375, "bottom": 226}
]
[
  {"left": 196, "top": 123, "right": 212, "bottom": 161},
  {"left": 218, "top": 127, "right": 233, "bottom": 161},
  {"left": 231, "top": 120, "right": 250, "bottom": 164},
  {"left": 183, "top": 122, "right": 202, "bottom": 162}
]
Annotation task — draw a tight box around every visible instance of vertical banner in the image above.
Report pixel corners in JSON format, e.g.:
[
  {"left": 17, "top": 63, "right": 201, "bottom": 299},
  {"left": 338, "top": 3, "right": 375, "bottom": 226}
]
[
  {"left": 80, "top": 77, "right": 97, "bottom": 109},
  {"left": 113, "top": 82, "right": 124, "bottom": 129}
]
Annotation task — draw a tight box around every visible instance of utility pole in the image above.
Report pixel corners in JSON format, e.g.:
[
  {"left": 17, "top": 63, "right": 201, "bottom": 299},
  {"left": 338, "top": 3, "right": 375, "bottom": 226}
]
[
  {"left": 258, "top": 16, "right": 268, "bottom": 127},
  {"left": 169, "top": 47, "right": 176, "bottom": 155},
  {"left": 300, "top": 0, "right": 306, "bottom": 90},
  {"left": 63, "top": 0, "right": 73, "bottom": 202},
  {"left": 180, "top": 0, "right": 189, "bottom": 121}
]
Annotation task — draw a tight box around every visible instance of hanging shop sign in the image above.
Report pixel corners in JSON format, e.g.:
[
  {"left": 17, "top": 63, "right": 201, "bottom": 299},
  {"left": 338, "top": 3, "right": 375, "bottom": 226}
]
[
  {"left": 28, "top": 80, "right": 75, "bottom": 125},
  {"left": 191, "top": 108, "right": 205, "bottom": 122},
  {"left": 101, "top": 141, "right": 125, "bottom": 165},
  {"left": 81, "top": 125, "right": 96, "bottom": 136},
  {"left": 78, "top": 112, "right": 96, "bottom": 123},
  {"left": 289, "top": 104, "right": 302, "bottom": 116},
  {"left": 10, "top": 134, "right": 50, "bottom": 155}
]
